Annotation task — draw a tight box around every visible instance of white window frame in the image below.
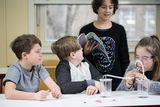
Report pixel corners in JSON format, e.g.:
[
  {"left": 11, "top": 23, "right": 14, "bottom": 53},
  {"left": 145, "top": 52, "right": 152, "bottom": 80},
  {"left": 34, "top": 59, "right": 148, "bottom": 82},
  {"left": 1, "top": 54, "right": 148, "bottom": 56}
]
[{"left": 29, "top": 0, "right": 160, "bottom": 53}]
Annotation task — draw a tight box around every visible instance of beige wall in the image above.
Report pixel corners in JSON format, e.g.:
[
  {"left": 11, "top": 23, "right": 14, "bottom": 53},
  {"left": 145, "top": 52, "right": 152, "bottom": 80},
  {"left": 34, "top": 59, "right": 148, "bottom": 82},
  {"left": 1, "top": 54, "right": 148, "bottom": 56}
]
[
  {"left": 0, "top": 0, "right": 6, "bottom": 67},
  {"left": 0, "top": 0, "right": 159, "bottom": 67},
  {"left": 0, "top": 0, "right": 29, "bottom": 67},
  {"left": 0, "top": 0, "right": 59, "bottom": 67}
]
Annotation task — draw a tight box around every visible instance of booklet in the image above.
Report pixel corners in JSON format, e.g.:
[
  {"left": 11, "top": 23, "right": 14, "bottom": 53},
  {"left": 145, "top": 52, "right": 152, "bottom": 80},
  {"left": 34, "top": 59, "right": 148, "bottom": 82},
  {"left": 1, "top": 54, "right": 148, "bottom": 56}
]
[{"left": 78, "top": 32, "right": 110, "bottom": 62}]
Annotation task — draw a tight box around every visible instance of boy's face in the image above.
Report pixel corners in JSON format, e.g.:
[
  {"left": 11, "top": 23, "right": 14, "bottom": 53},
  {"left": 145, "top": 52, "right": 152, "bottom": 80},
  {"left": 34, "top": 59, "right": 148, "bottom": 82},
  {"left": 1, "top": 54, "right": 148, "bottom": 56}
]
[
  {"left": 26, "top": 43, "right": 42, "bottom": 66},
  {"left": 74, "top": 47, "right": 84, "bottom": 64}
]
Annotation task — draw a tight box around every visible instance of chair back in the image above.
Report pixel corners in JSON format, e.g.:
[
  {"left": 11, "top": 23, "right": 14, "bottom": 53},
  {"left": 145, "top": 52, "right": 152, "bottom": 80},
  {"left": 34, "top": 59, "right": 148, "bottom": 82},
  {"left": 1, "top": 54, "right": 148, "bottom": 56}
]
[
  {"left": 42, "top": 60, "right": 59, "bottom": 66},
  {"left": 39, "top": 59, "right": 59, "bottom": 91}
]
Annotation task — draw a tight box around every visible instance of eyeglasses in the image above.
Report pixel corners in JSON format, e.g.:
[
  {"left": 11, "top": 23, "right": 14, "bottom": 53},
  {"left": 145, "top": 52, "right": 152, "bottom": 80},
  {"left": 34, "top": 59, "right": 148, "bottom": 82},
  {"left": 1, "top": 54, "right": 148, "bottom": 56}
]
[{"left": 135, "top": 55, "right": 154, "bottom": 61}]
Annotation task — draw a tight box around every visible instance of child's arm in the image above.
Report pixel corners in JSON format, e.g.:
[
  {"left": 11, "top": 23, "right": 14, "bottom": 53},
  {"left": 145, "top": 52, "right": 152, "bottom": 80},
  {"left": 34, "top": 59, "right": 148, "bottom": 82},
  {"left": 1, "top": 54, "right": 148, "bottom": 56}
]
[
  {"left": 149, "top": 80, "right": 160, "bottom": 94},
  {"left": 43, "top": 76, "right": 62, "bottom": 98},
  {"left": 5, "top": 82, "right": 49, "bottom": 101}
]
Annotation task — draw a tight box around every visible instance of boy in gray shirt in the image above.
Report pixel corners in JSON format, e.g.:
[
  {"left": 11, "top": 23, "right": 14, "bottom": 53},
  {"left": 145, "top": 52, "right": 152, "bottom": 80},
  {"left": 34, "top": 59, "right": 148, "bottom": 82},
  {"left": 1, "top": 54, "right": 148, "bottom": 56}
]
[{"left": 3, "top": 34, "right": 61, "bottom": 101}]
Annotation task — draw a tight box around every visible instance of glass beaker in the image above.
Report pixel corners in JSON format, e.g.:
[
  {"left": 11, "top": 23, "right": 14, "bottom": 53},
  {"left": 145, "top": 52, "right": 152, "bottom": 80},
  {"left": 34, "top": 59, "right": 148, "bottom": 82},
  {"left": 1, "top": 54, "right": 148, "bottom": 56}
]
[
  {"left": 99, "top": 78, "right": 112, "bottom": 98},
  {"left": 137, "top": 79, "right": 149, "bottom": 98}
]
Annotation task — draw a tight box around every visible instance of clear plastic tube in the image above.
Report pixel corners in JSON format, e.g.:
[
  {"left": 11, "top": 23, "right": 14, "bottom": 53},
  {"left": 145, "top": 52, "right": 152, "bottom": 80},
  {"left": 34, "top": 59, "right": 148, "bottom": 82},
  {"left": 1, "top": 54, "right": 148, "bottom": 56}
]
[{"left": 103, "top": 74, "right": 134, "bottom": 80}]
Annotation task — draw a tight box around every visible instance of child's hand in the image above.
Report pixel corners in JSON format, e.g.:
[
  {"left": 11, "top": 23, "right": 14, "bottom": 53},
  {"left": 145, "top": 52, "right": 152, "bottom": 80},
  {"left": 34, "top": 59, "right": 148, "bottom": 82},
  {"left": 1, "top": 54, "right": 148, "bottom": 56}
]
[
  {"left": 51, "top": 89, "right": 62, "bottom": 98},
  {"left": 125, "top": 71, "right": 135, "bottom": 88},
  {"left": 135, "top": 73, "right": 148, "bottom": 82},
  {"left": 84, "top": 40, "right": 99, "bottom": 55},
  {"left": 86, "top": 86, "right": 98, "bottom": 95},
  {"left": 135, "top": 73, "right": 150, "bottom": 88},
  {"left": 35, "top": 90, "right": 49, "bottom": 101}
]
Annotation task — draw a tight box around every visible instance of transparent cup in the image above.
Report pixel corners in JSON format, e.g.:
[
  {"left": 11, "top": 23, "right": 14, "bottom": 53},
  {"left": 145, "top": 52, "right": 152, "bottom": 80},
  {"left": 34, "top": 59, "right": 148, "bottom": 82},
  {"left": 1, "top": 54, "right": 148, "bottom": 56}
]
[
  {"left": 99, "top": 78, "right": 112, "bottom": 98},
  {"left": 137, "top": 79, "right": 149, "bottom": 98}
]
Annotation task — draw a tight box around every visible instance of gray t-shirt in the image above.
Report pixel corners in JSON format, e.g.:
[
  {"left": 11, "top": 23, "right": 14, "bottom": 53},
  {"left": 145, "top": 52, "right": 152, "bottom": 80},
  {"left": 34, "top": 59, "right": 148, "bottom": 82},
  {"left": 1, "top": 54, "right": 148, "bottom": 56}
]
[{"left": 3, "top": 61, "right": 50, "bottom": 92}]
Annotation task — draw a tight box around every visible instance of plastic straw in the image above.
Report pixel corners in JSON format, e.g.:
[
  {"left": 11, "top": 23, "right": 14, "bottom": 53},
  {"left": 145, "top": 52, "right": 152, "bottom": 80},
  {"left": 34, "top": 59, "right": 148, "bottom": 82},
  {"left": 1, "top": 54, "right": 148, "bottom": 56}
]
[{"left": 103, "top": 74, "right": 134, "bottom": 80}]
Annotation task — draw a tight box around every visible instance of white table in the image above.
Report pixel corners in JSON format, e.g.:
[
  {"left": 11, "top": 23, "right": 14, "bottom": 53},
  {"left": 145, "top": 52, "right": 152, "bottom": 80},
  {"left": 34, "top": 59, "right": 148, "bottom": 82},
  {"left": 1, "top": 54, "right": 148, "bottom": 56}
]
[{"left": 0, "top": 91, "right": 160, "bottom": 107}]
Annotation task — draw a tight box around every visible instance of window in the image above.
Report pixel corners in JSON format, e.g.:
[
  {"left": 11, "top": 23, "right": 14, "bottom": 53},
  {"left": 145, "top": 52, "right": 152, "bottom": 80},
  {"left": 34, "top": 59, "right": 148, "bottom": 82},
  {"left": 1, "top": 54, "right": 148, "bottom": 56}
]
[
  {"left": 45, "top": 5, "right": 96, "bottom": 41},
  {"left": 29, "top": 0, "right": 160, "bottom": 53}
]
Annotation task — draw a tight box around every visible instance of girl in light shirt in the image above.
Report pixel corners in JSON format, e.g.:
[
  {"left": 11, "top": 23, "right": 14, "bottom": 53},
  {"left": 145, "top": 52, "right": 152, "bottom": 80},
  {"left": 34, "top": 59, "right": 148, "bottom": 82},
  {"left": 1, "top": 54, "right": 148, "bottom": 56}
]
[{"left": 117, "top": 35, "right": 160, "bottom": 94}]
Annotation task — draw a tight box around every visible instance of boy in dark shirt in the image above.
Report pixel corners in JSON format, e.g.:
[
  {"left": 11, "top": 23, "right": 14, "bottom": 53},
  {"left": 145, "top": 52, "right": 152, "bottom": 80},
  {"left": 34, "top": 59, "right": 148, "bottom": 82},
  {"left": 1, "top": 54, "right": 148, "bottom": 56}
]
[{"left": 51, "top": 36, "right": 102, "bottom": 94}]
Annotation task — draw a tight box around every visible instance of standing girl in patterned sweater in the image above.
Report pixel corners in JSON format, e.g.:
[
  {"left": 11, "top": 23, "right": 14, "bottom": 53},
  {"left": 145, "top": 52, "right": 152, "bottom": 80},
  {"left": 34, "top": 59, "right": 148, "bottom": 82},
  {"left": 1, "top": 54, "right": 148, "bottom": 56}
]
[{"left": 79, "top": 0, "right": 130, "bottom": 91}]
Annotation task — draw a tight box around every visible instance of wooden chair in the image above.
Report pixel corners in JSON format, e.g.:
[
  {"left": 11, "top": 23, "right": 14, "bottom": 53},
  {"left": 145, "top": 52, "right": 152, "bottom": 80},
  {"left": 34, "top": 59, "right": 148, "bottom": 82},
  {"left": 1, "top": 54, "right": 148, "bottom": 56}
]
[
  {"left": 39, "top": 59, "right": 59, "bottom": 91},
  {"left": 42, "top": 60, "right": 59, "bottom": 66}
]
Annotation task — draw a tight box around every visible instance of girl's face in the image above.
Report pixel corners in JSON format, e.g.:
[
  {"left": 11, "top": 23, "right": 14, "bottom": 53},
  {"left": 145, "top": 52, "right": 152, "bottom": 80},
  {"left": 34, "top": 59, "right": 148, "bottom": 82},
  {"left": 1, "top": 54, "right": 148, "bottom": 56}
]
[
  {"left": 26, "top": 43, "right": 42, "bottom": 66},
  {"left": 97, "top": 0, "right": 114, "bottom": 21},
  {"left": 135, "top": 46, "right": 155, "bottom": 73}
]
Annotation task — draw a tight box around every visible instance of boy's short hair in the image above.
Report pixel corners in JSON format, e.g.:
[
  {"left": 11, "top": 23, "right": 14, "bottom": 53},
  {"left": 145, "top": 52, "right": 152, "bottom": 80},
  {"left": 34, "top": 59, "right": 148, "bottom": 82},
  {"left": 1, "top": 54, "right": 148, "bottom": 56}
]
[
  {"left": 92, "top": 0, "right": 118, "bottom": 15},
  {"left": 51, "top": 36, "right": 81, "bottom": 60},
  {"left": 10, "top": 34, "right": 42, "bottom": 60}
]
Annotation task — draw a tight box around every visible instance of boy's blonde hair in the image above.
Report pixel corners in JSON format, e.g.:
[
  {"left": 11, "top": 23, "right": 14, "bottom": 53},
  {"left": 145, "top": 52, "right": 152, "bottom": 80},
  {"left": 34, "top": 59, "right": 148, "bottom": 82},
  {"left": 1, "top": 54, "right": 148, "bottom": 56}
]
[
  {"left": 51, "top": 36, "right": 81, "bottom": 60},
  {"left": 135, "top": 34, "right": 160, "bottom": 81}
]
